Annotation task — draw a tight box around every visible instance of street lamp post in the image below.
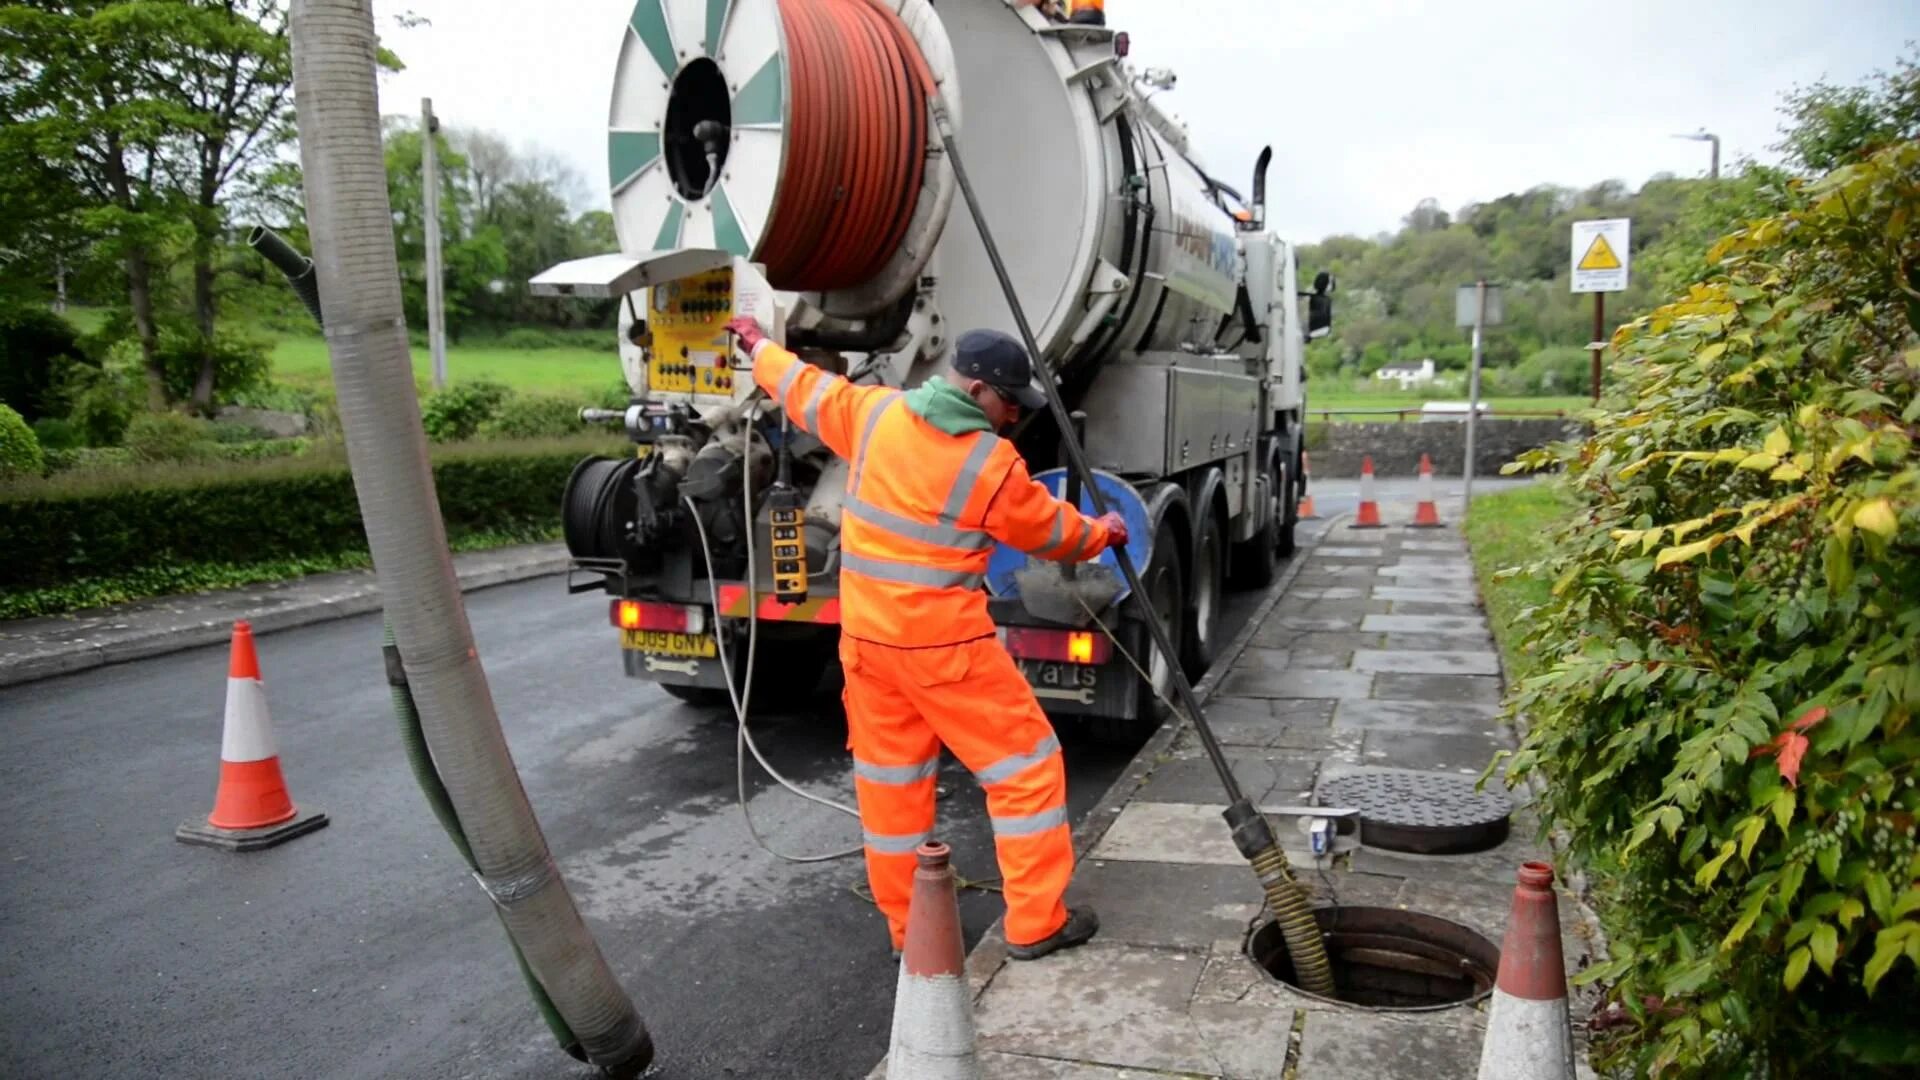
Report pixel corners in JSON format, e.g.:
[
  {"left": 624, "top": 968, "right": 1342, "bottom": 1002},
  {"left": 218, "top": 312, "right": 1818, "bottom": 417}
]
[{"left": 1672, "top": 130, "right": 1721, "bottom": 180}]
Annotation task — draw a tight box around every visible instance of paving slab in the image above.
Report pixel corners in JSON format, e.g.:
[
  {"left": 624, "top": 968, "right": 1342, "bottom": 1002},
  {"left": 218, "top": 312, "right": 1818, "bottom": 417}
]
[
  {"left": 1317, "top": 546, "right": 1386, "bottom": 558},
  {"left": 1387, "top": 600, "right": 1489, "bottom": 617},
  {"left": 1138, "top": 752, "right": 1319, "bottom": 805},
  {"left": 1377, "top": 564, "right": 1477, "bottom": 579},
  {"left": 1295, "top": 1007, "right": 1487, "bottom": 1080},
  {"left": 1093, "top": 802, "right": 1318, "bottom": 867},
  {"left": 1198, "top": 698, "right": 1339, "bottom": 751},
  {"left": 973, "top": 943, "right": 1219, "bottom": 1075},
  {"left": 1383, "top": 632, "right": 1498, "bottom": 652},
  {"left": 1071, "top": 859, "right": 1265, "bottom": 949},
  {"left": 1219, "top": 667, "right": 1375, "bottom": 701},
  {"left": 1352, "top": 649, "right": 1502, "bottom": 676},
  {"left": 1268, "top": 613, "right": 1362, "bottom": 633},
  {"left": 1371, "top": 672, "right": 1506, "bottom": 706},
  {"left": 1360, "top": 729, "right": 1511, "bottom": 774},
  {"left": 1400, "top": 539, "right": 1469, "bottom": 552},
  {"left": 1332, "top": 698, "right": 1503, "bottom": 735},
  {"left": 1360, "top": 614, "right": 1489, "bottom": 635},
  {"left": 1370, "top": 586, "right": 1481, "bottom": 605}
]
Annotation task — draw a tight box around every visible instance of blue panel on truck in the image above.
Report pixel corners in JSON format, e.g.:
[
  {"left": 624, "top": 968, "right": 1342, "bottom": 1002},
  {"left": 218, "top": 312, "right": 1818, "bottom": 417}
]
[{"left": 986, "top": 469, "right": 1153, "bottom": 602}]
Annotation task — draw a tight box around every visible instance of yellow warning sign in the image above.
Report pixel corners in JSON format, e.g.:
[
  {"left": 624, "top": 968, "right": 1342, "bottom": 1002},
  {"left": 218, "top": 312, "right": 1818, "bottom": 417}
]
[{"left": 1577, "top": 233, "right": 1622, "bottom": 271}]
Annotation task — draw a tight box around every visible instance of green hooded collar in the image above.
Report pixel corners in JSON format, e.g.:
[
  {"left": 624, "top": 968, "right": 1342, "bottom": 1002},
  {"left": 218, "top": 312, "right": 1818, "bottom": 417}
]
[{"left": 903, "top": 379, "right": 993, "bottom": 436}]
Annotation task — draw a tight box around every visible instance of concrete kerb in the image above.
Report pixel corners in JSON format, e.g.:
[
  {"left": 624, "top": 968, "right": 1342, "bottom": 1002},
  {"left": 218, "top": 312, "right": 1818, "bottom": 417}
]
[
  {"left": 0, "top": 547, "right": 569, "bottom": 689},
  {"left": 949, "top": 516, "right": 1342, "bottom": 1012}
]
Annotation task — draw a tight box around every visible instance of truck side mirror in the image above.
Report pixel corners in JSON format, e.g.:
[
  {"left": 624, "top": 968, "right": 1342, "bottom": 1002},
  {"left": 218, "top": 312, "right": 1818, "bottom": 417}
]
[{"left": 1306, "top": 272, "right": 1335, "bottom": 339}]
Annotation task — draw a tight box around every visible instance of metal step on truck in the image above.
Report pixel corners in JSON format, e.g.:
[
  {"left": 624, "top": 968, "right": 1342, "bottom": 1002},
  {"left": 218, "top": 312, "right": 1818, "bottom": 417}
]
[{"left": 533, "top": 0, "right": 1333, "bottom": 739}]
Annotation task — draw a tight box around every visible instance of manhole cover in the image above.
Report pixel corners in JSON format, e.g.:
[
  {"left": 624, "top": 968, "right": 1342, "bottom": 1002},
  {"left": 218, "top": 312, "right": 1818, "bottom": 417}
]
[{"left": 1317, "top": 770, "right": 1512, "bottom": 854}]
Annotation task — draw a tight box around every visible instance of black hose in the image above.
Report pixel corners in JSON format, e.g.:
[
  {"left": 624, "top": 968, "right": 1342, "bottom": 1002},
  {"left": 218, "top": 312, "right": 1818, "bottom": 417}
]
[{"left": 247, "top": 226, "right": 324, "bottom": 327}]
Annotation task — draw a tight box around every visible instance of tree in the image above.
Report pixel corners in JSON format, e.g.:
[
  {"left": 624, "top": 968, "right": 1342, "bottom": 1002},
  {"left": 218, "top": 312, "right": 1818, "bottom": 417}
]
[{"left": 0, "top": 0, "right": 294, "bottom": 412}]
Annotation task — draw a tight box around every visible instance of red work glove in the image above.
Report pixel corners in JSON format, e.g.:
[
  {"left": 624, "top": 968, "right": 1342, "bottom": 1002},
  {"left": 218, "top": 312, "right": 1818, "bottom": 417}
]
[
  {"left": 725, "top": 314, "right": 767, "bottom": 355},
  {"left": 1095, "top": 511, "right": 1128, "bottom": 551}
]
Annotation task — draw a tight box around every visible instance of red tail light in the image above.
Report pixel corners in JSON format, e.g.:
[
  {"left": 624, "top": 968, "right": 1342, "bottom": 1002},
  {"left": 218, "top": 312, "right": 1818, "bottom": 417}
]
[
  {"left": 610, "top": 600, "right": 706, "bottom": 634},
  {"left": 1003, "top": 627, "right": 1111, "bottom": 665}
]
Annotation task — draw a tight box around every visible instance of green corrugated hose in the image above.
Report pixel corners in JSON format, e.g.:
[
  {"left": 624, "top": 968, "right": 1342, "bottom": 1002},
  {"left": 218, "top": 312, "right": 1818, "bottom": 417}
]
[{"left": 382, "top": 622, "right": 585, "bottom": 1062}]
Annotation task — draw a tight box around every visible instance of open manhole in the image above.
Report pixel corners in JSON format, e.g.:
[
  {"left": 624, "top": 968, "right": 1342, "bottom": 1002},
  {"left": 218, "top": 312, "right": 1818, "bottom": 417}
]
[
  {"left": 1247, "top": 906, "right": 1499, "bottom": 1011},
  {"left": 1317, "top": 770, "right": 1512, "bottom": 854}
]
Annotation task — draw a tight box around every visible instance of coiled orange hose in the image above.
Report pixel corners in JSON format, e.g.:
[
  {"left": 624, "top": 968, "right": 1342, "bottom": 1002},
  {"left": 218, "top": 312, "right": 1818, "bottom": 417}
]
[{"left": 758, "top": 0, "right": 929, "bottom": 291}]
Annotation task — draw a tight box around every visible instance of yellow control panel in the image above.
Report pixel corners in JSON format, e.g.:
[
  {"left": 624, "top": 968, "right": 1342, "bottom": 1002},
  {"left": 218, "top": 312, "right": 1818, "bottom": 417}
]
[
  {"left": 767, "top": 487, "right": 808, "bottom": 603},
  {"left": 647, "top": 266, "right": 740, "bottom": 397}
]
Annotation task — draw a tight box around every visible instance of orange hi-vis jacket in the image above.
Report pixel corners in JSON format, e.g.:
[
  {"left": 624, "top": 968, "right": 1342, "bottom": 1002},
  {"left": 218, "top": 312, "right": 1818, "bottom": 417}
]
[{"left": 749, "top": 340, "right": 1114, "bottom": 646}]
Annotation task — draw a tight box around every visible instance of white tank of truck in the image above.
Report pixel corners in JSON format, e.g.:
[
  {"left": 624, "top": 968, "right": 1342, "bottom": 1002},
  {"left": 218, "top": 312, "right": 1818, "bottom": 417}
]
[{"left": 535, "top": 0, "right": 1335, "bottom": 735}]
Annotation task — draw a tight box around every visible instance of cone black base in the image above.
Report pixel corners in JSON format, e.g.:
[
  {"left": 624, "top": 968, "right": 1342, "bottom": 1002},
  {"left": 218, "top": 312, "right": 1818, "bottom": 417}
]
[{"left": 175, "top": 807, "right": 329, "bottom": 852}]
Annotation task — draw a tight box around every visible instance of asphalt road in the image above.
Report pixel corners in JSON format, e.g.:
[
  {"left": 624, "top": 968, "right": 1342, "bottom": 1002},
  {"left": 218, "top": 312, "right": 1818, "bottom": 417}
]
[{"left": 1, "top": 567, "right": 1275, "bottom": 1079}]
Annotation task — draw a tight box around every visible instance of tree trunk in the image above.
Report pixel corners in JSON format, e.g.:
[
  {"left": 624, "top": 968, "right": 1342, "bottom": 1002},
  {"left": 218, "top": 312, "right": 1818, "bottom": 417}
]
[
  {"left": 189, "top": 230, "right": 218, "bottom": 413},
  {"left": 127, "top": 246, "right": 166, "bottom": 410}
]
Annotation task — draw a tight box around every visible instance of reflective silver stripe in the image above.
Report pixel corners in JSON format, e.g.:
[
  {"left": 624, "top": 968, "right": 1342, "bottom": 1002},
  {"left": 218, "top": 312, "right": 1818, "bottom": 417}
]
[
  {"left": 1037, "top": 512, "right": 1066, "bottom": 558},
  {"left": 853, "top": 756, "right": 940, "bottom": 785},
  {"left": 939, "top": 434, "right": 1002, "bottom": 524},
  {"left": 990, "top": 806, "right": 1070, "bottom": 837},
  {"left": 864, "top": 829, "right": 930, "bottom": 854},
  {"left": 841, "top": 551, "right": 983, "bottom": 590},
  {"left": 800, "top": 376, "right": 836, "bottom": 433},
  {"left": 776, "top": 359, "right": 805, "bottom": 404},
  {"left": 844, "top": 496, "right": 992, "bottom": 551},
  {"left": 974, "top": 734, "right": 1061, "bottom": 786},
  {"left": 1063, "top": 523, "right": 1092, "bottom": 562},
  {"left": 847, "top": 395, "right": 901, "bottom": 497}
]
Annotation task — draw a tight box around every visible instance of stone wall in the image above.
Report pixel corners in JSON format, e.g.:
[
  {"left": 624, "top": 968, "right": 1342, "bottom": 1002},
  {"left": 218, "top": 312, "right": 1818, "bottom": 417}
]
[{"left": 1306, "top": 418, "right": 1585, "bottom": 479}]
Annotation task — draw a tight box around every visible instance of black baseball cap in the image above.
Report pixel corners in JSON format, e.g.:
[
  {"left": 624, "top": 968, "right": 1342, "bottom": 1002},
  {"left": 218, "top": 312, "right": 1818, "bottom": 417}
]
[{"left": 952, "top": 329, "right": 1048, "bottom": 409}]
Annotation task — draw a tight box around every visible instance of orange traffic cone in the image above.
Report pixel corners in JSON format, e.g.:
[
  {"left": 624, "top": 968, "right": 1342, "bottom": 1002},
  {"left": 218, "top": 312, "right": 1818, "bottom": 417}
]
[
  {"left": 1409, "top": 454, "right": 1444, "bottom": 528},
  {"left": 1476, "top": 862, "right": 1576, "bottom": 1080},
  {"left": 1296, "top": 452, "right": 1319, "bottom": 520},
  {"left": 886, "top": 841, "right": 981, "bottom": 1080},
  {"left": 176, "top": 621, "right": 328, "bottom": 852},
  {"left": 1351, "top": 455, "right": 1383, "bottom": 529}
]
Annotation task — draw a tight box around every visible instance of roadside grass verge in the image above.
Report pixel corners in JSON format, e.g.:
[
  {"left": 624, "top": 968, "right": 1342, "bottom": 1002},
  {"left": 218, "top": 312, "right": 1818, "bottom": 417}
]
[
  {"left": 271, "top": 336, "right": 619, "bottom": 395},
  {"left": 1463, "top": 480, "right": 1576, "bottom": 679}
]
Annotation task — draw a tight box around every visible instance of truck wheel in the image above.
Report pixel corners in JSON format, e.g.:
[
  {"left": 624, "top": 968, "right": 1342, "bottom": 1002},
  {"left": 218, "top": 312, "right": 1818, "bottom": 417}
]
[
  {"left": 1230, "top": 456, "right": 1283, "bottom": 588},
  {"left": 1088, "top": 517, "right": 1186, "bottom": 745},
  {"left": 1181, "top": 510, "right": 1224, "bottom": 678},
  {"left": 1275, "top": 453, "right": 1300, "bottom": 559}
]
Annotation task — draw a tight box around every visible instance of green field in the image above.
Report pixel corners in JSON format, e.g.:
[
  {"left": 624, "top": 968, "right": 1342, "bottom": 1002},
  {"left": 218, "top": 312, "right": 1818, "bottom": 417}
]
[
  {"left": 271, "top": 336, "right": 622, "bottom": 395},
  {"left": 1304, "top": 386, "right": 1591, "bottom": 417},
  {"left": 1463, "top": 481, "right": 1576, "bottom": 679}
]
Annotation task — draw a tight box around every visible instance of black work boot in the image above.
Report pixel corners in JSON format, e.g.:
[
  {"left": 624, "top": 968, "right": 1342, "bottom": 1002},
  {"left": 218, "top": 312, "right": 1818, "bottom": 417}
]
[{"left": 1007, "top": 907, "right": 1099, "bottom": 961}]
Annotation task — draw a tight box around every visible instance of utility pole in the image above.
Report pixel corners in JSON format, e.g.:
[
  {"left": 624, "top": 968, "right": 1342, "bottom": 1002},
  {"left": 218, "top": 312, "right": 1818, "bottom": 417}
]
[
  {"left": 1464, "top": 281, "right": 1487, "bottom": 504},
  {"left": 1673, "top": 130, "right": 1721, "bottom": 180},
  {"left": 422, "top": 97, "right": 448, "bottom": 389}
]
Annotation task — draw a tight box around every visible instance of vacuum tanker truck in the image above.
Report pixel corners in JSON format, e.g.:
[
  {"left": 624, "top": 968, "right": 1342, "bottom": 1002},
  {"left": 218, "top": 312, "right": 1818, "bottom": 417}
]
[{"left": 532, "top": 0, "right": 1334, "bottom": 737}]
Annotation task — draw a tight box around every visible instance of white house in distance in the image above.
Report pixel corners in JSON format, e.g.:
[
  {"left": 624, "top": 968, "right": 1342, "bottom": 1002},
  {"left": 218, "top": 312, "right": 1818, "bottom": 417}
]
[{"left": 1374, "top": 358, "right": 1436, "bottom": 389}]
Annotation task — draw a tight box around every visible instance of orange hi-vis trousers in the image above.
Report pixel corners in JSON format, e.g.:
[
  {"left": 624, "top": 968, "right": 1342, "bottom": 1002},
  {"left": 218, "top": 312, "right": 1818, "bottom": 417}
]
[{"left": 840, "top": 633, "right": 1073, "bottom": 949}]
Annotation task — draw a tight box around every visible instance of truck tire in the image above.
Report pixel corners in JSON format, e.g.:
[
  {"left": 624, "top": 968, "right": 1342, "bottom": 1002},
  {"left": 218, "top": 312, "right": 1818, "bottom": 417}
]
[
  {"left": 1230, "top": 454, "right": 1284, "bottom": 588},
  {"left": 1087, "top": 516, "right": 1186, "bottom": 745},
  {"left": 1275, "top": 451, "right": 1300, "bottom": 559},
  {"left": 1181, "top": 509, "right": 1224, "bottom": 678}
]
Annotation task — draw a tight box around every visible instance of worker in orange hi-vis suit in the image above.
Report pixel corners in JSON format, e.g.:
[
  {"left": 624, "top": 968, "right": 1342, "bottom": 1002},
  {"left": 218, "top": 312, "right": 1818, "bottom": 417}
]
[{"left": 728, "top": 314, "right": 1127, "bottom": 961}]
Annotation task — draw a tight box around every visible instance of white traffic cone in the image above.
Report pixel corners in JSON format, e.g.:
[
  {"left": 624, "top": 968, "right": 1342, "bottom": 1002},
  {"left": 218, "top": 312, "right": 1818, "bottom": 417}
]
[
  {"left": 1351, "top": 455, "right": 1383, "bottom": 529},
  {"left": 1476, "top": 862, "right": 1576, "bottom": 1080},
  {"left": 1410, "top": 453, "right": 1444, "bottom": 528},
  {"left": 887, "top": 841, "right": 981, "bottom": 1080}
]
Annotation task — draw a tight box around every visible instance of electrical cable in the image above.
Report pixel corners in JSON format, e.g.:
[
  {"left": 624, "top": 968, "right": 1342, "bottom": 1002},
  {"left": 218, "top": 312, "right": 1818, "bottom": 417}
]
[
  {"left": 756, "top": 0, "right": 927, "bottom": 290},
  {"left": 680, "top": 406, "right": 864, "bottom": 865}
]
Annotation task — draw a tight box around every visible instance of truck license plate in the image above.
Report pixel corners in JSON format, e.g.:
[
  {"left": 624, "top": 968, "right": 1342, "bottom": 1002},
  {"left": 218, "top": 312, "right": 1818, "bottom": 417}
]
[
  {"left": 620, "top": 629, "right": 718, "bottom": 657},
  {"left": 1019, "top": 661, "right": 1098, "bottom": 689}
]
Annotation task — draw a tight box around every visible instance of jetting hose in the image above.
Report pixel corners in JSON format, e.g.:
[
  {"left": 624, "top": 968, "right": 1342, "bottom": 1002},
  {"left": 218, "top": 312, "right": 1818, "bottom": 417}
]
[
  {"left": 756, "top": 0, "right": 928, "bottom": 291},
  {"left": 843, "top": 0, "right": 1337, "bottom": 993}
]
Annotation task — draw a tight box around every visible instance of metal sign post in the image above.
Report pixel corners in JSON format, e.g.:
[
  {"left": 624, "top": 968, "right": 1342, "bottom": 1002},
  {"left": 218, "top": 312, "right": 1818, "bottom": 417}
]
[
  {"left": 422, "top": 98, "right": 448, "bottom": 390},
  {"left": 1456, "top": 281, "right": 1501, "bottom": 503},
  {"left": 1570, "top": 218, "right": 1630, "bottom": 401}
]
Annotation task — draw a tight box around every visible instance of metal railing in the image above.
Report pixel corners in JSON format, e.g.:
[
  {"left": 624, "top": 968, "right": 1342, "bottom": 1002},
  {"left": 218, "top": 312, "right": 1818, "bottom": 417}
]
[{"left": 1306, "top": 406, "right": 1574, "bottom": 423}]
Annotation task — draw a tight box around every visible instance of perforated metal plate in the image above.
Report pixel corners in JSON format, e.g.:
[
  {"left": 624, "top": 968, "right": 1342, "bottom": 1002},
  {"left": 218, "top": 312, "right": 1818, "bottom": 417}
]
[{"left": 1317, "top": 770, "right": 1513, "bottom": 855}]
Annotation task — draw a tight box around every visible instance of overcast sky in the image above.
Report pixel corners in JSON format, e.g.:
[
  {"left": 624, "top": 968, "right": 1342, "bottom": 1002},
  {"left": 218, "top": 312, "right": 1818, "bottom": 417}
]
[{"left": 371, "top": 0, "right": 1918, "bottom": 242}]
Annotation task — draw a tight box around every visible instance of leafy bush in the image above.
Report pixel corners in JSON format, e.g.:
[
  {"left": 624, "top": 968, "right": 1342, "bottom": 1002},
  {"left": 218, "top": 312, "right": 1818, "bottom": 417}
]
[
  {"left": 31, "top": 416, "right": 85, "bottom": 452},
  {"left": 124, "top": 412, "right": 216, "bottom": 463},
  {"left": 58, "top": 361, "right": 141, "bottom": 446},
  {"left": 154, "top": 326, "right": 272, "bottom": 406},
  {"left": 0, "top": 404, "right": 45, "bottom": 478},
  {"left": 478, "top": 394, "right": 586, "bottom": 440},
  {"left": 420, "top": 379, "right": 511, "bottom": 442},
  {"left": 0, "top": 435, "right": 617, "bottom": 613},
  {"left": 1500, "top": 142, "right": 1920, "bottom": 1075}
]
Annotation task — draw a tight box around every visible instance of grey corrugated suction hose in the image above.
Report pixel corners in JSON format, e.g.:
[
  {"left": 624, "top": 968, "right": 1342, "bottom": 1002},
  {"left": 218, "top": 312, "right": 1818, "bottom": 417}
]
[{"left": 287, "top": 2, "right": 652, "bottom": 1074}]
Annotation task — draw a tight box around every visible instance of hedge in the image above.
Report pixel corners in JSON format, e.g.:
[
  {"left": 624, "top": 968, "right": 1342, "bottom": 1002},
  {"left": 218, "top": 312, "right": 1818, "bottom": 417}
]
[{"left": 0, "top": 435, "right": 619, "bottom": 603}]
